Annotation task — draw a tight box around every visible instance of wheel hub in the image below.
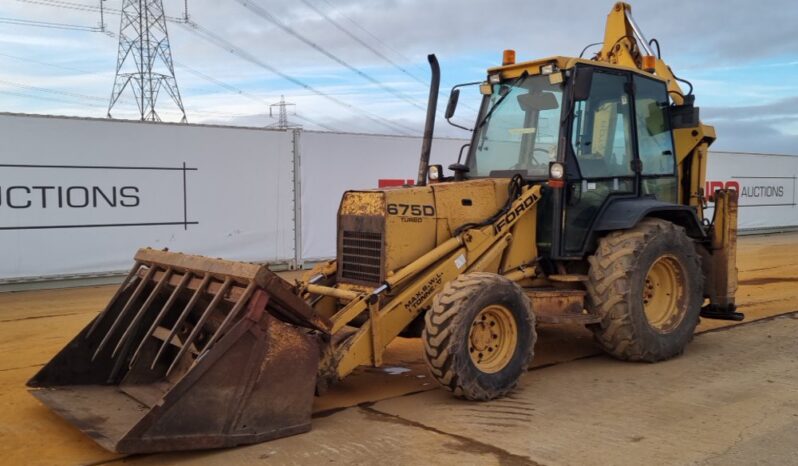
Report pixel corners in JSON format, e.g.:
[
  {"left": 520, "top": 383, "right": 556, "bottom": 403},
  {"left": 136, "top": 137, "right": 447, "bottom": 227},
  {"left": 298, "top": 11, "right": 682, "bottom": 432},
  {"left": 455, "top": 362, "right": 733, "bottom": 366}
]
[
  {"left": 468, "top": 305, "right": 517, "bottom": 373},
  {"left": 643, "top": 255, "right": 687, "bottom": 333}
]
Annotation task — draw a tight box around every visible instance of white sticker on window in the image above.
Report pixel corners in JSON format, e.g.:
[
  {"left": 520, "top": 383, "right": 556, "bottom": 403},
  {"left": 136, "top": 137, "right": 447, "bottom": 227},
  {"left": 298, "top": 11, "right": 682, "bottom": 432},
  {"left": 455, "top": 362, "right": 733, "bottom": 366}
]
[
  {"left": 587, "top": 182, "right": 597, "bottom": 190},
  {"left": 454, "top": 254, "right": 467, "bottom": 270}
]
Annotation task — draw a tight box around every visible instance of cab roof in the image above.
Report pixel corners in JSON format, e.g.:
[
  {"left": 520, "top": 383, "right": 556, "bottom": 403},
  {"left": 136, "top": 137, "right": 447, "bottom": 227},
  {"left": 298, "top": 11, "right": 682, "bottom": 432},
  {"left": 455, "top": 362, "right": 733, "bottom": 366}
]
[{"left": 487, "top": 55, "right": 669, "bottom": 84}]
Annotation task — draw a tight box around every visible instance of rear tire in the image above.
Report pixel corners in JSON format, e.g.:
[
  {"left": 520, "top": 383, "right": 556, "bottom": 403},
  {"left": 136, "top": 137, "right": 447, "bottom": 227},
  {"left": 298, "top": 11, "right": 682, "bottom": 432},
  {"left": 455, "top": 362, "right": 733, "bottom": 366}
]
[
  {"left": 423, "top": 272, "right": 536, "bottom": 401},
  {"left": 586, "top": 218, "right": 703, "bottom": 362}
]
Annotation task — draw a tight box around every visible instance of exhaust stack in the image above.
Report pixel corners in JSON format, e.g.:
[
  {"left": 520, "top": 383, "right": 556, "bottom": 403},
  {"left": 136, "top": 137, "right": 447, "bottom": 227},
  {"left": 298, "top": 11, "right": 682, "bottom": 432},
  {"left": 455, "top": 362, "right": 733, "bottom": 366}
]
[{"left": 416, "top": 53, "right": 440, "bottom": 186}]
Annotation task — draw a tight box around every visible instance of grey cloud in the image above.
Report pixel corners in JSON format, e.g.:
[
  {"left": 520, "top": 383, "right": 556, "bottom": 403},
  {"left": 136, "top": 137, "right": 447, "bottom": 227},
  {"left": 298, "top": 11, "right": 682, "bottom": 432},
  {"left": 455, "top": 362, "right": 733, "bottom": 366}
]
[
  {"left": 180, "top": 0, "right": 798, "bottom": 68},
  {"left": 3, "top": 0, "right": 798, "bottom": 155},
  {"left": 703, "top": 96, "right": 798, "bottom": 120},
  {"left": 710, "top": 118, "right": 798, "bottom": 155}
]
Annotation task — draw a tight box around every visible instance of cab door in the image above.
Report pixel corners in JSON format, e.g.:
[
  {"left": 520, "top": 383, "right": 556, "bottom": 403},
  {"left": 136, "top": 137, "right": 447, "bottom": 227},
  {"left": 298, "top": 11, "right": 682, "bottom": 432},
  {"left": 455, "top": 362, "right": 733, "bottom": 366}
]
[
  {"left": 634, "top": 74, "right": 678, "bottom": 202},
  {"left": 562, "top": 69, "right": 636, "bottom": 254}
]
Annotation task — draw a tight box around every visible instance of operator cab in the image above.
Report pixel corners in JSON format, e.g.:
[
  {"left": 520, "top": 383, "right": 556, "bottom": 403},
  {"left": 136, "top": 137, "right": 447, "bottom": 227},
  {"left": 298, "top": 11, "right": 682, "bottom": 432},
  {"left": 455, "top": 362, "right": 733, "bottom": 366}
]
[{"left": 445, "top": 56, "right": 679, "bottom": 260}]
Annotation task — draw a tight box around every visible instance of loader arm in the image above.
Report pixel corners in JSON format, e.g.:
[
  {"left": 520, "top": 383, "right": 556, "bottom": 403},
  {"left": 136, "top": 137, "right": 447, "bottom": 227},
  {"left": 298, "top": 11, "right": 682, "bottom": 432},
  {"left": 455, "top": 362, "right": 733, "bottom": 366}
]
[{"left": 313, "top": 184, "right": 542, "bottom": 380}]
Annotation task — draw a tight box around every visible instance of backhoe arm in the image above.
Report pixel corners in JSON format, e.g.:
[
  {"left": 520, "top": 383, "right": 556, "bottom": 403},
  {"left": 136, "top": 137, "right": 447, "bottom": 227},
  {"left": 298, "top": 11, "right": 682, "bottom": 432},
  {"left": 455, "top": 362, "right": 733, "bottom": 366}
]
[
  {"left": 595, "top": 2, "right": 716, "bottom": 216},
  {"left": 595, "top": 2, "right": 739, "bottom": 319}
]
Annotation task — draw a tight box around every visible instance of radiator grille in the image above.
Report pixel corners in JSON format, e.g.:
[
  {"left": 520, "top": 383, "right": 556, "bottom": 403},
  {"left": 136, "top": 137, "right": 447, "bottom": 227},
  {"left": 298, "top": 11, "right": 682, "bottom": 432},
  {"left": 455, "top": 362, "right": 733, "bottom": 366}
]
[{"left": 340, "top": 230, "right": 383, "bottom": 284}]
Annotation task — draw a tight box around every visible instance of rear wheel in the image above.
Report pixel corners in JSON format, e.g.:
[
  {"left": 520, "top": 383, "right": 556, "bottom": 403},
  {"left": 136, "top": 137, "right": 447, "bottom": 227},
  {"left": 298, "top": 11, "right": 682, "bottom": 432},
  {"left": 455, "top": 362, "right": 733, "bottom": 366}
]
[
  {"left": 586, "top": 218, "right": 702, "bottom": 362},
  {"left": 423, "top": 273, "right": 536, "bottom": 401}
]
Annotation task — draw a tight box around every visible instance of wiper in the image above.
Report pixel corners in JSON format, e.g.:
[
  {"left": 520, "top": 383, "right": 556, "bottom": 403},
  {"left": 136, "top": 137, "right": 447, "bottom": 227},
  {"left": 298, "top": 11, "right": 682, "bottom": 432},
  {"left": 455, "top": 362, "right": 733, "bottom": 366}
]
[{"left": 476, "top": 71, "right": 529, "bottom": 130}]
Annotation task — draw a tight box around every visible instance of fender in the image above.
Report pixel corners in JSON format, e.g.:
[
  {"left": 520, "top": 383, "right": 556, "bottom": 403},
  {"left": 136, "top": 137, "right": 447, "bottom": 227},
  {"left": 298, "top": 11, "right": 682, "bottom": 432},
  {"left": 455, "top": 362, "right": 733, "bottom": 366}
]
[{"left": 593, "top": 197, "right": 706, "bottom": 238}]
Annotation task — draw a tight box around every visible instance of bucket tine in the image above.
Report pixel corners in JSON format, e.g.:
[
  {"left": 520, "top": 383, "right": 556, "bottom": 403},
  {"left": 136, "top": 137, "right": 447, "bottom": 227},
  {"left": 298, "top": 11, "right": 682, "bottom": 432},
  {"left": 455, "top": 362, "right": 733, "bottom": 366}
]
[
  {"left": 86, "top": 261, "right": 141, "bottom": 339},
  {"left": 129, "top": 272, "right": 192, "bottom": 368},
  {"left": 93, "top": 264, "right": 158, "bottom": 361},
  {"left": 151, "top": 274, "right": 211, "bottom": 370},
  {"left": 165, "top": 277, "right": 233, "bottom": 377},
  {"left": 195, "top": 280, "right": 257, "bottom": 361},
  {"left": 111, "top": 268, "right": 173, "bottom": 359}
]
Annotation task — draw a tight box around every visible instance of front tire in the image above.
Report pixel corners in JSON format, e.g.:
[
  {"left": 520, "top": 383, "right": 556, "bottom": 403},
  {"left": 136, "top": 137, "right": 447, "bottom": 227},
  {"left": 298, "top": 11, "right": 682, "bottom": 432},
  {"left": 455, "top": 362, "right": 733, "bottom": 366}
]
[
  {"left": 423, "top": 273, "right": 536, "bottom": 401},
  {"left": 587, "top": 218, "right": 703, "bottom": 362}
]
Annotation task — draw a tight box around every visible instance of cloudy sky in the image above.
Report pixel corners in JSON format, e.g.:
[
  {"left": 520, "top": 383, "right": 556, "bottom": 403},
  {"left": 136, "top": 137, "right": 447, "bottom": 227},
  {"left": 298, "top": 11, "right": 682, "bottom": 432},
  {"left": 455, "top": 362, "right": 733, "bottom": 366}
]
[{"left": 0, "top": 0, "right": 797, "bottom": 154}]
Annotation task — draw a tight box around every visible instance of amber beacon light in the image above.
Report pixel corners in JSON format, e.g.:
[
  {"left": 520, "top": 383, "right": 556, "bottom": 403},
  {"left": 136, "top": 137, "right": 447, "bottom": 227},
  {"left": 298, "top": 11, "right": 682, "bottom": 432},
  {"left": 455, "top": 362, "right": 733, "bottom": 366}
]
[{"left": 502, "top": 49, "right": 516, "bottom": 66}]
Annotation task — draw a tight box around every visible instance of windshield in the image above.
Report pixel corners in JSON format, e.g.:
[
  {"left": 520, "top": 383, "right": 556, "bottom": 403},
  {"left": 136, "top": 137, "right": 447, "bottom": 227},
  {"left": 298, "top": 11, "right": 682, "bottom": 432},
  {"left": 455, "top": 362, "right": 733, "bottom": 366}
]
[{"left": 468, "top": 75, "right": 564, "bottom": 178}]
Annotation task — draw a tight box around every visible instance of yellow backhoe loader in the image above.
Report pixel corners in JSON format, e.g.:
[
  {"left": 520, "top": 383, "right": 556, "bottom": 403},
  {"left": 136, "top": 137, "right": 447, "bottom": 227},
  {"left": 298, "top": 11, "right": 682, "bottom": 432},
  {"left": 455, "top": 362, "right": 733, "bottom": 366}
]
[{"left": 28, "top": 2, "right": 741, "bottom": 454}]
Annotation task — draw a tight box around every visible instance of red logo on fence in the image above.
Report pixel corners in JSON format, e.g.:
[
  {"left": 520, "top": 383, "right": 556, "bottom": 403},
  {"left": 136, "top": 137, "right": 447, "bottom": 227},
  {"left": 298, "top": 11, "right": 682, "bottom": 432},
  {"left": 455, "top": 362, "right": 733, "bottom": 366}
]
[
  {"left": 378, "top": 179, "right": 415, "bottom": 188},
  {"left": 705, "top": 180, "right": 740, "bottom": 202}
]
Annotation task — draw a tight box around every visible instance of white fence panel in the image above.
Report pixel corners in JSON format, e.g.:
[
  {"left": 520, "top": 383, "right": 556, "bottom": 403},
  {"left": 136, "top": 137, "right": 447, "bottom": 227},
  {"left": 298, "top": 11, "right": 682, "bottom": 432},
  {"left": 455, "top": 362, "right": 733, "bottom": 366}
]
[
  {"left": 299, "top": 131, "right": 468, "bottom": 260},
  {"left": 706, "top": 152, "right": 798, "bottom": 231},
  {"left": 0, "top": 114, "right": 295, "bottom": 281},
  {"left": 2, "top": 112, "right": 795, "bottom": 283}
]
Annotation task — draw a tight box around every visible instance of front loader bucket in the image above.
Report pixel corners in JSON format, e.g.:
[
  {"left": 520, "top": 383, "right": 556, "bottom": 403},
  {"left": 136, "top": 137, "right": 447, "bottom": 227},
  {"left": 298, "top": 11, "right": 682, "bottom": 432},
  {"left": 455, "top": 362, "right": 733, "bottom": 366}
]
[{"left": 27, "top": 249, "right": 331, "bottom": 454}]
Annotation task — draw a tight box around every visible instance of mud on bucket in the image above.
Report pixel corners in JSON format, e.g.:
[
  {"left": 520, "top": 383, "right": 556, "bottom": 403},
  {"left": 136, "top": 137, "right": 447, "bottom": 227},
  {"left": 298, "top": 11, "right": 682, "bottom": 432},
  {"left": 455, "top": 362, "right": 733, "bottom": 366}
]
[{"left": 27, "top": 249, "right": 331, "bottom": 454}]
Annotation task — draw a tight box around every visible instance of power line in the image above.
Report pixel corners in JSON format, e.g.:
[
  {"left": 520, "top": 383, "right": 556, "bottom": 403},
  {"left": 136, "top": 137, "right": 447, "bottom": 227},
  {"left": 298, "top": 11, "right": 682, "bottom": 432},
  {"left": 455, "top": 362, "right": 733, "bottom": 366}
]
[
  {"left": 175, "top": 62, "right": 338, "bottom": 131},
  {"left": 0, "top": 77, "right": 107, "bottom": 103},
  {"left": 309, "top": 0, "right": 477, "bottom": 116},
  {"left": 233, "top": 0, "right": 426, "bottom": 112},
  {"left": 181, "top": 20, "right": 418, "bottom": 135},
  {"left": 298, "top": 0, "right": 426, "bottom": 86},
  {"left": 317, "top": 0, "right": 422, "bottom": 74},
  {"left": 0, "top": 16, "right": 101, "bottom": 32},
  {"left": 5, "top": 0, "right": 418, "bottom": 134},
  {"left": 0, "top": 51, "right": 94, "bottom": 74},
  {"left": 0, "top": 25, "right": 339, "bottom": 130},
  {"left": 0, "top": 81, "right": 258, "bottom": 120},
  {"left": 12, "top": 0, "right": 187, "bottom": 22},
  {"left": 296, "top": 0, "right": 473, "bottom": 117},
  {"left": 105, "top": 12, "right": 414, "bottom": 133},
  {"left": 0, "top": 89, "right": 107, "bottom": 108},
  {"left": 13, "top": 0, "right": 103, "bottom": 13},
  {"left": 292, "top": 112, "right": 336, "bottom": 131}
]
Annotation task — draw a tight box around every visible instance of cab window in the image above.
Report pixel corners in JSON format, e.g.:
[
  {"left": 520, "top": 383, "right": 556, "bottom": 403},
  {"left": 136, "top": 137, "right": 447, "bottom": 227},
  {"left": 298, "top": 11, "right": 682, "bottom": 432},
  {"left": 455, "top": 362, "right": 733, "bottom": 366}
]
[
  {"left": 571, "top": 71, "right": 634, "bottom": 178},
  {"left": 470, "top": 75, "right": 564, "bottom": 178},
  {"left": 634, "top": 76, "right": 675, "bottom": 175}
]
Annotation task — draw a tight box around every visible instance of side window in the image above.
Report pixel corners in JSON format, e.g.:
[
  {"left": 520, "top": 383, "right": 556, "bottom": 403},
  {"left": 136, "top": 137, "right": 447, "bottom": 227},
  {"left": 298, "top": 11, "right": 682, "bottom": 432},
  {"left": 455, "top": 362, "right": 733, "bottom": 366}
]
[
  {"left": 634, "top": 76, "right": 675, "bottom": 175},
  {"left": 570, "top": 71, "right": 634, "bottom": 178}
]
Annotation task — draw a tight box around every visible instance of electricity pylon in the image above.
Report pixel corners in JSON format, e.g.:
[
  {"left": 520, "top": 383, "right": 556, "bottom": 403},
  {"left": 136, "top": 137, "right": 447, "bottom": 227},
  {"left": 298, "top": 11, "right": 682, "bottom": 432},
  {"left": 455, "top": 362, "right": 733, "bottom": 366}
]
[{"left": 108, "top": 0, "right": 187, "bottom": 123}]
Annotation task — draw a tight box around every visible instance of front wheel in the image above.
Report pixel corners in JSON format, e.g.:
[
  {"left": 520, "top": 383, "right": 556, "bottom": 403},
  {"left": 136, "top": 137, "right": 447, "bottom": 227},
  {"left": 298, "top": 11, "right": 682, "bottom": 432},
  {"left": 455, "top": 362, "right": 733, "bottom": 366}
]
[
  {"left": 586, "top": 218, "right": 703, "bottom": 362},
  {"left": 423, "top": 273, "right": 536, "bottom": 401}
]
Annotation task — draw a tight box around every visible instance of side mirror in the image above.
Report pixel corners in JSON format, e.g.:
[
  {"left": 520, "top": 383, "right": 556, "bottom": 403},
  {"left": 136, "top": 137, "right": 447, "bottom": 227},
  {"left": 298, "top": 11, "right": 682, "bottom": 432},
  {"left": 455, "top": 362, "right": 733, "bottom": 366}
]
[
  {"left": 445, "top": 89, "right": 460, "bottom": 119},
  {"left": 572, "top": 67, "right": 593, "bottom": 101}
]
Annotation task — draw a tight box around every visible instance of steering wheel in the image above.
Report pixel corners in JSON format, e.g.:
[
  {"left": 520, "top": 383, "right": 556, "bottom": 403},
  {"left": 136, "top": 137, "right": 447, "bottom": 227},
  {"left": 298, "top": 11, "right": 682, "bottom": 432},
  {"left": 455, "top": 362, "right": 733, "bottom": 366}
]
[
  {"left": 531, "top": 146, "right": 556, "bottom": 166},
  {"left": 513, "top": 147, "right": 554, "bottom": 171}
]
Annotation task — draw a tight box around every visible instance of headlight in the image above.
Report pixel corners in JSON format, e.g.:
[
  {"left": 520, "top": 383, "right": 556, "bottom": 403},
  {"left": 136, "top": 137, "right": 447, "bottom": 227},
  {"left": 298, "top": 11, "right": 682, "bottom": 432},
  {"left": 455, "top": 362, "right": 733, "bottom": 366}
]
[
  {"left": 488, "top": 74, "right": 501, "bottom": 84},
  {"left": 540, "top": 63, "right": 557, "bottom": 75},
  {"left": 549, "top": 162, "right": 565, "bottom": 179},
  {"left": 428, "top": 164, "right": 442, "bottom": 182}
]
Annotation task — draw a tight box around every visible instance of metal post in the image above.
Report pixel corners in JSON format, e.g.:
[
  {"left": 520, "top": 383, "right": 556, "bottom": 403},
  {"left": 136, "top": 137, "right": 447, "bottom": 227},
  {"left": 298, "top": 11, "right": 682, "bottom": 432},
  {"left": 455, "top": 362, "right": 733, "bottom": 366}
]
[
  {"left": 99, "top": 0, "right": 105, "bottom": 32},
  {"left": 291, "top": 128, "right": 304, "bottom": 270}
]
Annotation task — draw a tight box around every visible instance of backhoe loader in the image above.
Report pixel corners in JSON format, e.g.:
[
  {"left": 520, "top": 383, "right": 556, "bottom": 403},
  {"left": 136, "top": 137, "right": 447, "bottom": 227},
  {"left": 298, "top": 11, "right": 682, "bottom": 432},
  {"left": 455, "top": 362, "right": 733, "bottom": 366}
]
[{"left": 28, "top": 2, "right": 741, "bottom": 454}]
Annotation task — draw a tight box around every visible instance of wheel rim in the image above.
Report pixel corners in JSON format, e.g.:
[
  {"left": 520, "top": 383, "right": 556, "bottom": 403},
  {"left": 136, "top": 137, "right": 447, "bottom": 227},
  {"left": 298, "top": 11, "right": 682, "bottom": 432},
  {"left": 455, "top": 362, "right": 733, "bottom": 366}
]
[
  {"left": 468, "top": 304, "right": 517, "bottom": 373},
  {"left": 643, "top": 255, "right": 687, "bottom": 333}
]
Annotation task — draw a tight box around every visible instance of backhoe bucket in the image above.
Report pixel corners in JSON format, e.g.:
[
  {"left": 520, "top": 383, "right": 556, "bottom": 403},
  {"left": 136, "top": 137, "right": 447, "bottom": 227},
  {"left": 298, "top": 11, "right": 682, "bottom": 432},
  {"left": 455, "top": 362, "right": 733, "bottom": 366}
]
[{"left": 27, "top": 249, "right": 331, "bottom": 454}]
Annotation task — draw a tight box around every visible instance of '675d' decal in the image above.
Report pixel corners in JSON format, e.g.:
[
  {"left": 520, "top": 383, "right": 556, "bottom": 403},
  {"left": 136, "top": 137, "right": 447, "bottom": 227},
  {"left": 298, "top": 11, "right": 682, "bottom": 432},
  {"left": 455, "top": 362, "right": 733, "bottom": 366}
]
[{"left": 387, "top": 203, "right": 435, "bottom": 217}]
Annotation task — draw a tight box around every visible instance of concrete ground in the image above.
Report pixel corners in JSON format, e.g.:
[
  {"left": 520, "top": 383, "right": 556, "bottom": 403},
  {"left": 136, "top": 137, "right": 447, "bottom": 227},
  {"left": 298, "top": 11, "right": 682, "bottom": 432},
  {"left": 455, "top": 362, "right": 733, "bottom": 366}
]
[{"left": 1, "top": 232, "right": 797, "bottom": 465}]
